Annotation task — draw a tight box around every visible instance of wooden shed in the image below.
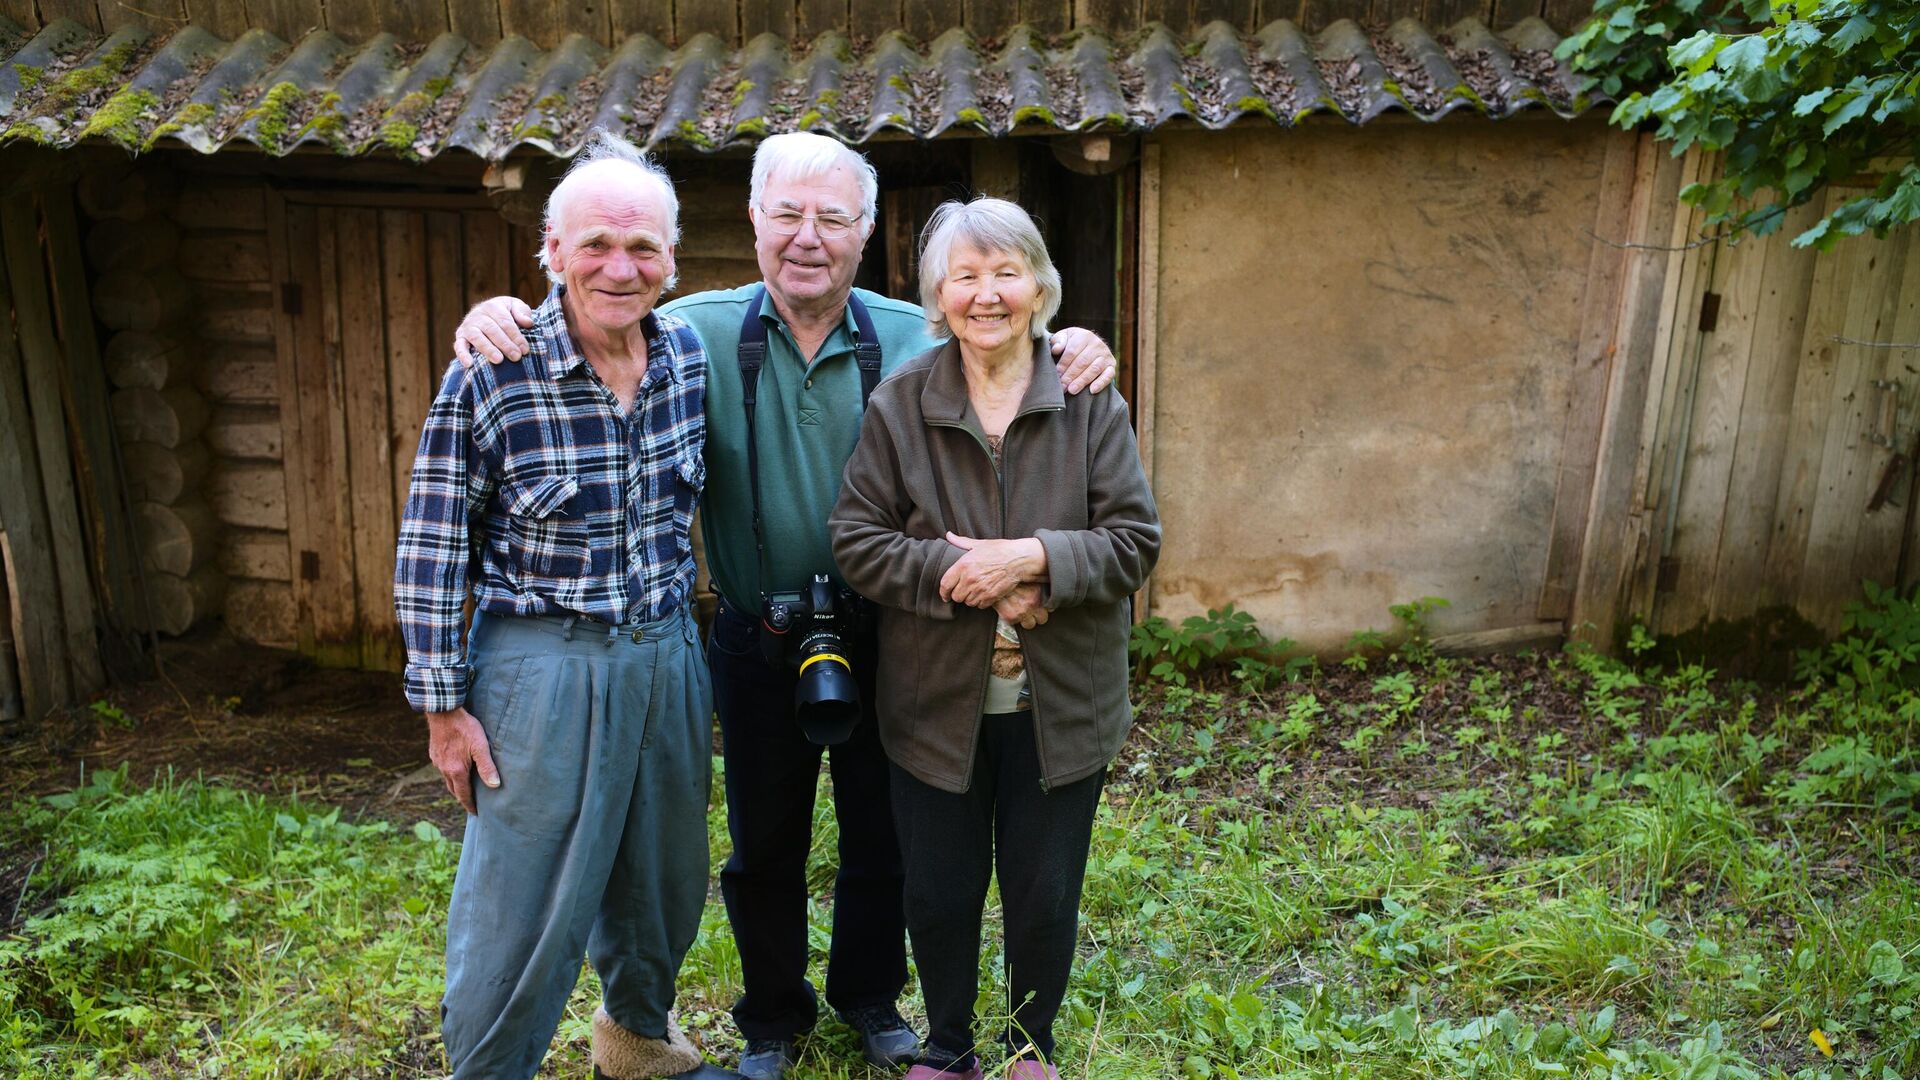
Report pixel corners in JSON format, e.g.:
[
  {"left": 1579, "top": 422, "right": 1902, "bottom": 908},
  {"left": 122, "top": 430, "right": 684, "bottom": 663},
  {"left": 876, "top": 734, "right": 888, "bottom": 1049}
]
[{"left": 1, "top": 0, "right": 1914, "bottom": 721}]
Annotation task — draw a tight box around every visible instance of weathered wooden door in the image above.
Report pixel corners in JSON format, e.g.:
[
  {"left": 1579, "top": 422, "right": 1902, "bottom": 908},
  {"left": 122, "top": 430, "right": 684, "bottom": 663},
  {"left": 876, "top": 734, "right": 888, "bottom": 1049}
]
[
  {"left": 267, "top": 192, "right": 547, "bottom": 670},
  {"left": 1633, "top": 168, "right": 1920, "bottom": 638}
]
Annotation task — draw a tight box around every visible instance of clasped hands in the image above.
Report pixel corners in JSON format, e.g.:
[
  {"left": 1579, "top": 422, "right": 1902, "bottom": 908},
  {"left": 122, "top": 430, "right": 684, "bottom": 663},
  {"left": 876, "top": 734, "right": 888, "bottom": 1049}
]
[{"left": 939, "top": 532, "right": 1050, "bottom": 630}]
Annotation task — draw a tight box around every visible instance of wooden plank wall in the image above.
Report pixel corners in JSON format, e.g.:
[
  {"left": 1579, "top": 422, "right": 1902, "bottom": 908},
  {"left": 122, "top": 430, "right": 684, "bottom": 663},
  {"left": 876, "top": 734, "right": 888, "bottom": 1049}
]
[
  {"left": 0, "top": 180, "right": 145, "bottom": 726},
  {"left": 209, "top": 165, "right": 751, "bottom": 665},
  {"left": 1574, "top": 165, "right": 1920, "bottom": 644},
  {"left": 68, "top": 0, "right": 1595, "bottom": 46}
]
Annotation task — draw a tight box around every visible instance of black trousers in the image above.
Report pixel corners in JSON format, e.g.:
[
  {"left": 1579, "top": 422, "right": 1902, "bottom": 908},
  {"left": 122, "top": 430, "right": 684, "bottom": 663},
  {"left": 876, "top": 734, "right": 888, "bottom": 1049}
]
[
  {"left": 709, "top": 600, "right": 908, "bottom": 1042},
  {"left": 891, "top": 712, "right": 1106, "bottom": 1067}
]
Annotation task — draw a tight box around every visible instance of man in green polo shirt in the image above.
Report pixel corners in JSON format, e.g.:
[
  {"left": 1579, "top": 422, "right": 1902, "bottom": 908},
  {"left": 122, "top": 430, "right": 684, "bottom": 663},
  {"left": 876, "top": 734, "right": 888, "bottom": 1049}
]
[{"left": 454, "top": 131, "right": 1115, "bottom": 1080}]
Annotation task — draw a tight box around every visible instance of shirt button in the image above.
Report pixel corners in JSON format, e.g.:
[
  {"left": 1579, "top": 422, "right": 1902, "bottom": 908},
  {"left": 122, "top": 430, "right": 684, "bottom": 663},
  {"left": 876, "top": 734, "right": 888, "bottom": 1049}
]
[{"left": 804, "top": 379, "right": 813, "bottom": 389}]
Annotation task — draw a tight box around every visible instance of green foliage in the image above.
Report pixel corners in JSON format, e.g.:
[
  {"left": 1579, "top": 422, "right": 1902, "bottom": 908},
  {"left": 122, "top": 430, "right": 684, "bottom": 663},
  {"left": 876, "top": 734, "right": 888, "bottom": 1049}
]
[
  {"left": 1562, "top": 0, "right": 1920, "bottom": 248},
  {"left": 1, "top": 768, "right": 455, "bottom": 1075},
  {"left": 1129, "top": 604, "right": 1306, "bottom": 690}
]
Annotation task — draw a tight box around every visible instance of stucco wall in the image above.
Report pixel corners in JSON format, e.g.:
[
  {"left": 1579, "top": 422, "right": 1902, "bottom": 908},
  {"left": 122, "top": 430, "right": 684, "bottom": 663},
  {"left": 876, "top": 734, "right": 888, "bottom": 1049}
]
[{"left": 1147, "top": 119, "right": 1614, "bottom": 648}]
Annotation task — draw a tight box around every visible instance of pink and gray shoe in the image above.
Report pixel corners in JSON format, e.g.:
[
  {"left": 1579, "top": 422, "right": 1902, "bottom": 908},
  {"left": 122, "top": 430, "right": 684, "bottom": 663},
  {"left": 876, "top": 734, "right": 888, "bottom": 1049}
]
[{"left": 904, "top": 1062, "right": 983, "bottom": 1080}]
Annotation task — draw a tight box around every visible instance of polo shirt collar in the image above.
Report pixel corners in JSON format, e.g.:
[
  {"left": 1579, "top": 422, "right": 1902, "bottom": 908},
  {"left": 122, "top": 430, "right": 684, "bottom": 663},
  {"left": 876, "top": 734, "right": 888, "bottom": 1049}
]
[{"left": 754, "top": 286, "right": 868, "bottom": 360}]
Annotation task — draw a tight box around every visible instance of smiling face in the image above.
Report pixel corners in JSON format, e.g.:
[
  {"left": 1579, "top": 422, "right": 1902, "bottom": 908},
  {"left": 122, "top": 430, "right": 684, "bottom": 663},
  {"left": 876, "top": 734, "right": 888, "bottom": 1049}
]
[
  {"left": 752, "top": 163, "right": 871, "bottom": 315},
  {"left": 937, "top": 240, "right": 1042, "bottom": 358},
  {"left": 546, "top": 167, "right": 677, "bottom": 336}
]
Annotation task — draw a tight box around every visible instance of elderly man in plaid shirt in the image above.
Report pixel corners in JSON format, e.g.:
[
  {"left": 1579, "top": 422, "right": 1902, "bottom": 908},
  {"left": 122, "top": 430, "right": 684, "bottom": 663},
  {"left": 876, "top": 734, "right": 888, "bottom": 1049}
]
[{"left": 394, "top": 132, "right": 741, "bottom": 1080}]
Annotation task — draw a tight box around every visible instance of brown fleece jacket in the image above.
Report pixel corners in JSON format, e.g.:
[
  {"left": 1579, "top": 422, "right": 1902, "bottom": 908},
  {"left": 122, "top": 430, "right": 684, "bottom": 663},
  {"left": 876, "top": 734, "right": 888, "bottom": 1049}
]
[{"left": 830, "top": 338, "right": 1161, "bottom": 793}]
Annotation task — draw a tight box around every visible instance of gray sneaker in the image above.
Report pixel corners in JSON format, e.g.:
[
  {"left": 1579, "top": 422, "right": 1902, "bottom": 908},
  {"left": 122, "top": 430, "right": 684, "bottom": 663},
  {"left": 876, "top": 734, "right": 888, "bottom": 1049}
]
[
  {"left": 737, "top": 1038, "right": 797, "bottom": 1080},
  {"left": 838, "top": 1004, "right": 922, "bottom": 1068}
]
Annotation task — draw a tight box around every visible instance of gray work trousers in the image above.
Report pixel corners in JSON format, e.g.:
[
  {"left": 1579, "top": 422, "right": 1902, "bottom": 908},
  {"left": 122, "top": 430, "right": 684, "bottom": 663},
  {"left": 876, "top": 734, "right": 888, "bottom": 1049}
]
[{"left": 441, "top": 606, "right": 713, "bottom": 1080}]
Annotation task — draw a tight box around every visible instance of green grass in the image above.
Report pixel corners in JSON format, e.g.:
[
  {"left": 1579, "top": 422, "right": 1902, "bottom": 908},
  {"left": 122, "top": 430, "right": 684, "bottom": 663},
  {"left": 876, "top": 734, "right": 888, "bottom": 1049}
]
[{"left": 4, "top": 593, "right": 1920, "bottom": 1077}]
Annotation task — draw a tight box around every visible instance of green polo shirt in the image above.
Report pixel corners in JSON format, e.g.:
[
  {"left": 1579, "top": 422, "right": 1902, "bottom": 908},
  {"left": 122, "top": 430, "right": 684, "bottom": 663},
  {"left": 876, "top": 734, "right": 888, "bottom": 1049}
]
[{"left": 662, "top": 285, "right": 939, "bottom": 612}]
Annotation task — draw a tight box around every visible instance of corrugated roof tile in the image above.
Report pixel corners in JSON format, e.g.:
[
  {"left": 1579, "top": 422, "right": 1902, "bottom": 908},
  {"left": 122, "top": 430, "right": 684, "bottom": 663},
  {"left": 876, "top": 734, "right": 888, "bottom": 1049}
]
[{"left": 0, "top": 18, "right": 1599, "bottom": 159}]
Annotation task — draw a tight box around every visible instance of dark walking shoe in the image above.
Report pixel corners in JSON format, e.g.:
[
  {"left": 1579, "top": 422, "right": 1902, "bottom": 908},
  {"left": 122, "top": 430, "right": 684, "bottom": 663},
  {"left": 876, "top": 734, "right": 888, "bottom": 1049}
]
[
  {"left": 737, "top": 1038, "right": 797, "bottom": 1080},
  {"left": 838, "top": 1004, "right": 923, "bottom": 1068}
]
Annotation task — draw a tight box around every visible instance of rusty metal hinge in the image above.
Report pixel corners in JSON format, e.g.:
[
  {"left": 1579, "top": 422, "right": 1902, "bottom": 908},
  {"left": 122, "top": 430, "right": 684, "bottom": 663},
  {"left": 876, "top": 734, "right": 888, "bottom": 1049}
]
[
  {"left": 1656, "top": 556, "right": 1681, "bottom": 594},
  {"left": 300, "top": 550, "right": 320, "bottom": 581},
  {"left": 1698, "top": 291, "right": 1721, "bottom": 333}
]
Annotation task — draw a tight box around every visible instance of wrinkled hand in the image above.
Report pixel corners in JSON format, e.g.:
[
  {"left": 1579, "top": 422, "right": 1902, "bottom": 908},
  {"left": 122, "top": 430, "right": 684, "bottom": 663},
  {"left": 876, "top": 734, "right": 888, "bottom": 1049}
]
[
  {"left": 995, "top": 583, "right": 1049, "bottom": 631},
  {"left": 1049, "top": 327, "right": 1117, "bottom": 395},
  {"left": 425, "top": 707, "right": 500, "bottom": 815},
  {"left": 940, "top": 532, "right": 1048, "bottom": 608},
  {"left": 454, "top": 297, "right": 535, "bottom": 367}
]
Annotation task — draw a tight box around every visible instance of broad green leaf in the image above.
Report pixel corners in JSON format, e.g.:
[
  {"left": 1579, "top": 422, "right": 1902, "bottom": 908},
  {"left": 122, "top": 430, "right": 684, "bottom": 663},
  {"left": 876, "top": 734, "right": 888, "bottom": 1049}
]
[
  {"left": 1793, "top": 87, "right": 1835, "bottom": 116},
  {"left": 1823, "top": 92, "right": 1872, "bottom": 136},
  {"left": 1828, "top": 13, "right": 1877, "bottom": 52},
  {"left": 1670, "top": 31, "right": 1729, "bottom": 74},
  {"left": 1865, "top": 939, "right": 1905, "bottom": 985}
]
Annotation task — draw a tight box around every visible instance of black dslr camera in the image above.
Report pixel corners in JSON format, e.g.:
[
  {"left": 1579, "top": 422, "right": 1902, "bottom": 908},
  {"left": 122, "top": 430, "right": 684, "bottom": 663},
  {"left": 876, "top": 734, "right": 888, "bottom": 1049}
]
[{"left": 760, "top": 573, "right": 872, "bottom": 745}]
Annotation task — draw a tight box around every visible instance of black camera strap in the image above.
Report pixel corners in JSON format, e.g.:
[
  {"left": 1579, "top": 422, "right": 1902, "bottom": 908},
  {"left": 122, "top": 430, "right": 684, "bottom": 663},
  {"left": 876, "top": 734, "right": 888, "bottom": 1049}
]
[{"left": 737, "top": 285, "right": 883, "bottom": 591}]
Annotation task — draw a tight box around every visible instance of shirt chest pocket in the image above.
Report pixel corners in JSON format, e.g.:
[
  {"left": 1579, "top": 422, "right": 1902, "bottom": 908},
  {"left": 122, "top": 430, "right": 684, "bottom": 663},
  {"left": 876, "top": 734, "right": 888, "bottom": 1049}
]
[{"left": 502, "top": 474, "right": 590, "bottom": 580}]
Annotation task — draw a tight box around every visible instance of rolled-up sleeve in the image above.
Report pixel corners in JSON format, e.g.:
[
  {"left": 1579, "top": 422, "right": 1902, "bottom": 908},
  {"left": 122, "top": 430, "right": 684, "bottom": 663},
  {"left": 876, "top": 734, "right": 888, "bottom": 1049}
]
[
  {"left": 830, "top": 400, "right": 965, "bottom": 621},
  {"left": 1034, "top": 394, "right": 1160, "bottom": 609},
  {"left": 394, "top": 363, "right": 495, "bottom": 713}
]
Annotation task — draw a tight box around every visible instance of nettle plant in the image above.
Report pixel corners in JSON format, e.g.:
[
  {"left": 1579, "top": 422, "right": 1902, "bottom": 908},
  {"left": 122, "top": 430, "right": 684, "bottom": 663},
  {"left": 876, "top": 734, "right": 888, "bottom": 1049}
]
[{"left": 1560, "top": 0, "right": 1920, "bottom": 247}]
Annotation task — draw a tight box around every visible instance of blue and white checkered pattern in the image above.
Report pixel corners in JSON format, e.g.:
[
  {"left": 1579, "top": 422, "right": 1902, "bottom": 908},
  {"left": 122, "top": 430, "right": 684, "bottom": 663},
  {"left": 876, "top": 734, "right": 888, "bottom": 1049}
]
[{"left": 395, "top": 285, "right": 707, "bottom": 713}]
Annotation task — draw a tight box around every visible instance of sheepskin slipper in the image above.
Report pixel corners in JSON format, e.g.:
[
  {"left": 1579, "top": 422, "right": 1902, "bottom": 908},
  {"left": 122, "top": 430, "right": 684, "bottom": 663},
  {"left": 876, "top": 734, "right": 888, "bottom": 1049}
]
[{"left": 591, "top": 1006, "right": 712, "bottom": 1079}]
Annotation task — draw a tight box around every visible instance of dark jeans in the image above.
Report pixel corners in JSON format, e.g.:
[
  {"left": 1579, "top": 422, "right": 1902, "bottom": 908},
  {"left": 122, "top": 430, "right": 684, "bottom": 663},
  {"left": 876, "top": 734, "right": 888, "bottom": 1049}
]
[
  {"left": 891, "top": 712, "right": 1106, "bottom": 1068},
  {"left": 709, "top": 600, "right": 908, "bottom": 1042}
]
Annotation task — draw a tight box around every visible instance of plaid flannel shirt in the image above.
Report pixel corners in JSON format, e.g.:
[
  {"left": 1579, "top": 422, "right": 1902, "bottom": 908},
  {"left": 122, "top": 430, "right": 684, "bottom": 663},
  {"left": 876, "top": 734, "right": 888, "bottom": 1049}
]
[{"left": 394, "top": 285, "right": 707, "bottom": 713}]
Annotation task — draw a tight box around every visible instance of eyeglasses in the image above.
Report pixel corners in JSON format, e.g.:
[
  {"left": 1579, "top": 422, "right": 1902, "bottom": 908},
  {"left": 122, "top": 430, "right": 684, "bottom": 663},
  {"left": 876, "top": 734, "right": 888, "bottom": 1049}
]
[{"left": 758, "top": 206, "right": 863, "bottom": 239}]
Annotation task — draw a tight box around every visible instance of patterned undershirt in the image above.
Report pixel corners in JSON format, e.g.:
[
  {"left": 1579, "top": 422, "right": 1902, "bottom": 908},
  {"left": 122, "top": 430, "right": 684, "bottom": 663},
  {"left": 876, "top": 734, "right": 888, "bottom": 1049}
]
[{"left": 984, "top": 434, "right": 1030, "bottom": 712}]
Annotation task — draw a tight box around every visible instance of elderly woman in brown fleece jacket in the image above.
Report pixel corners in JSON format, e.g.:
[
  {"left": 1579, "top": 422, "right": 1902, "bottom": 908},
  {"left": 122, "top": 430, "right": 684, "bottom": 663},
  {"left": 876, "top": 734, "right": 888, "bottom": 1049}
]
[{"left": 829, "top": 197, "right": 1160, "bottom": 1080}]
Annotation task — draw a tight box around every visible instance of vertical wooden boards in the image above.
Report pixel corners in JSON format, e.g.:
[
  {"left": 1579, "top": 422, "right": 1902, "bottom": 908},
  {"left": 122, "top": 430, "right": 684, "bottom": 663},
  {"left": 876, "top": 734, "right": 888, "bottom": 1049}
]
[
  {"left": 1076, "top": 0, "right": 1139, "bottom": 36},
  {"left": 0, "top": 221, "right": 71, "bottom": 722},
  {"left": 183, "top": 0, "right": 250, "bottom": 40},
  {"left": 1, "top": 199, "right": 105, "bottom": 696},
  {"left": 1424, "top": 0, "right": 1489, "bottom": 29},
  {"left": 510, "top": 223, "right": 548, "bottom": 306},
  {"left": 742, "top": 0, "right": 797, "bottom": 40},
  {"left": 36, "top": 0, "right": 103, "bottom": 31},
  {"left": 385, "top": 211, "right": 435, "bottom": 530},
  {"left": 424, "top": 209, "right": 466, "bottom": 409},
  {"left": 1702, "top": 201, "right": 1820, "bottom": 621},
  {"left": 252, "top": 0, "right": 326, "bottom": 42},
  {"left": 463, "top": 209, "right": 515, "bottom": 310},
  {"left": 1654, "top": 199, "right": 1779, "bottom": 633},
  {"left": 796, "top": 0, "right": 848, "bottom": 40},
  {"left": 847, "top": 0, "right": 897, "bottom": 36},
  {"left": 1848, "top": 226, "right": 1920, "bottom": 598},
  {"left": 447, "top": 0, "right": 504, "bottom": 45},
  {"left": 336, "top": 209, "right": 401, "bottom": 671},
  {"left": 41, "top": 187, "right": 141, "bottom": 645},
  {"left": 1567, "top": 135, "right": 1687, "bottom": 648},
  {"left": 1540, "top": 0, "right": 1592, "bottom": 32},
  {"left": 1024, "top": 0, "right": 1072, "bottom": 33},
  {"left": 96, "top": 0, "right": 186, "bottom": 32},
  {"left": 501, "top": 0, "right": 610, "bottom": 46},
  {"left": 680, "top": 0, "right": 741, "bottom": 41},
  {"left": 613, "top": 0, "right": 675, "bottom": 41},
  {"left": 970, "top": 0, "right": 1020, "bottom": 41},
  {"left": 1134, "top": 141, "right": 1161, "bottom": 620},
  {"left": 907, "top": 0, "right": 962, "bottom": 44},
  {"left": 1797, "top": 226, "right": 1914, "bottom": 628},
  {"left": 268, "top": 197, "right": 355, "bottom": 665},
  {"left": 330, "top": 0, "right": 448, "bottom": 42},
  {"left": 1192, "top": 0, "right": 1255, "bottom": 30},
  {"left": 1627, "top": 151, "right": 1714, "bottom": 625},
  {"left": 1538, "top": 128, "right": 1636, "bottom": 622}
]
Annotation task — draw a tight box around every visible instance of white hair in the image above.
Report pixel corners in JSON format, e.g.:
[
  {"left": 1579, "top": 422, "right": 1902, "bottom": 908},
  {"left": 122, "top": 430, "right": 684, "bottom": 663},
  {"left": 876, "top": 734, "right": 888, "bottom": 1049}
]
[
  {"left": 748, "top": 131, "right": 879, "bottom": 231},
  {"left": 917, "top": 197, "right": 1062, "bottom": 341},
  {"left": 541, "top": 129, "right": 680, "bottom": 288}
]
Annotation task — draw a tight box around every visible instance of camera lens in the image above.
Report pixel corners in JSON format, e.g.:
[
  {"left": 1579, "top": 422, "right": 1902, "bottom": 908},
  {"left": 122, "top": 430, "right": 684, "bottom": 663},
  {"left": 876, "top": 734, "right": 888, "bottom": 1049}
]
[{"left": 793, "top": 629, "right": 859, "bottom": 745}]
